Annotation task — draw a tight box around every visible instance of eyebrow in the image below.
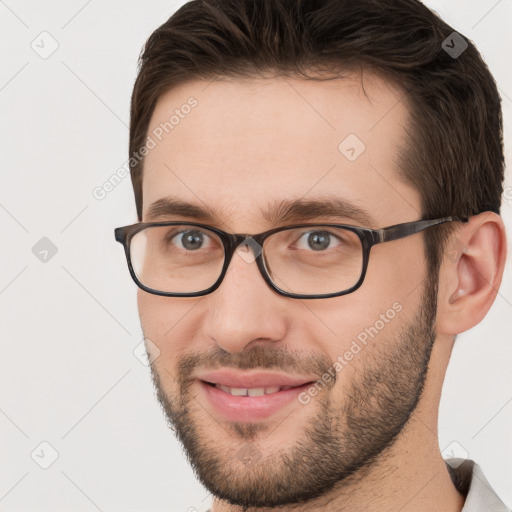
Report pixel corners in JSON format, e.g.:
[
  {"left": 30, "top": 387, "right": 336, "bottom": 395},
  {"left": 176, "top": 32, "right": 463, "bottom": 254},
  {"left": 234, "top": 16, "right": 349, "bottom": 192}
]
[{"left": 144, "top": 196, "right": 376, "bottom": 228}]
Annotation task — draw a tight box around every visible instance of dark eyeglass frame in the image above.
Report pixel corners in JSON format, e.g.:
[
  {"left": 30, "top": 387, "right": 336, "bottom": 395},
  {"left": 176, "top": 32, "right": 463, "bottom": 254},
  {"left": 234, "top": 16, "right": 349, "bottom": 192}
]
[{"left": 114, "top": 216, "right": 468, "bottom": 299}]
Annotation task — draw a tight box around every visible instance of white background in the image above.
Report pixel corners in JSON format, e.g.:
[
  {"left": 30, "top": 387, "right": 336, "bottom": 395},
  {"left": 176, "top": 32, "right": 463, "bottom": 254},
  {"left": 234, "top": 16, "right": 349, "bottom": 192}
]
[{"left": 1, "top": 1, "right": 511, "bottom": 511}]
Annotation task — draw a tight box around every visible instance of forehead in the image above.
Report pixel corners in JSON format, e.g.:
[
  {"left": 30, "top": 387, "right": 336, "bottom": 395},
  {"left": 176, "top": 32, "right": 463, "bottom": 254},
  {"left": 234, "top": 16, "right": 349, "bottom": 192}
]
[{"left": 142, "top": 71, "right": 420, "bottom": 229}]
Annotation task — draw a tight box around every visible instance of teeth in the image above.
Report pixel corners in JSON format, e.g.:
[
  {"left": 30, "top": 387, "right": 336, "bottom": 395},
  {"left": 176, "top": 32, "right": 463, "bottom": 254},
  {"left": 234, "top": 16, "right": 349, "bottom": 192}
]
[
  {"left": 248, "top": 387, "right": 265, "bottom": 397},
  {"left": 215, "top": 384, "right": 284, "bottom": 396},
  {"left": 230, "top": 387, "right": 247, "bottom": 396}
]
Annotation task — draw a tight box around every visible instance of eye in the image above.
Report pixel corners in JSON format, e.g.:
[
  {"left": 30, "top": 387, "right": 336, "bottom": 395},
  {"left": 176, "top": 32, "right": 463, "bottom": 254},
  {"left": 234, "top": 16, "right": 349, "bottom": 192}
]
[
  {"left": 294, "top": 230, "right": 342, "bottom": 252},
  {"left": 167, "top": 228, "right": 216, "bottom": 251}
]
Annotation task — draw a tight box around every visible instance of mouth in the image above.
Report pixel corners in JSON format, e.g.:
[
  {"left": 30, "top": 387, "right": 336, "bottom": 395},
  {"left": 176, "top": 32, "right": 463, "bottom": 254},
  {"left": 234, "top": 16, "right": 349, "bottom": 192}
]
[
  {"left": 202, "top": 380, "right": 310, "bottom": 396},
  {"left": 198, "top": 379, "right": 316, "bottom": 422}
]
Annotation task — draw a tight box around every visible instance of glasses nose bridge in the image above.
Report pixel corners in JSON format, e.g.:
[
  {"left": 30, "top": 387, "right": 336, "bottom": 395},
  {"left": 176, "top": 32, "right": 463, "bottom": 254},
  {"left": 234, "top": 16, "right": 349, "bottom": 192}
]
[
  {"left": 226, "top": 232, "right": 265, "bottom": 258},
  {"left": 232, "top": 233, "right": 249, "bottom": 247},
  {"left": 218, "top": 231, "right": 268, "bottom": 292}
]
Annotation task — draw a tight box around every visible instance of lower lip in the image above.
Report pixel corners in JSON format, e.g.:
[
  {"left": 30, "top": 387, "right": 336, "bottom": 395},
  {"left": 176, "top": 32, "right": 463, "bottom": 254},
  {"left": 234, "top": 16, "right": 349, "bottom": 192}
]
[{"left": 198, "top": 380, "right": 314, "bottom": 422}]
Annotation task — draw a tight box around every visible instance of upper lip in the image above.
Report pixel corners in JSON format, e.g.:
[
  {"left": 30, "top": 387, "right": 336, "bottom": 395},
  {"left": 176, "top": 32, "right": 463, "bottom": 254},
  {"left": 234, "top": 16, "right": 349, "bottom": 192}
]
[{"left": 197, "top": 370, "right": 317, "bottom": 389}]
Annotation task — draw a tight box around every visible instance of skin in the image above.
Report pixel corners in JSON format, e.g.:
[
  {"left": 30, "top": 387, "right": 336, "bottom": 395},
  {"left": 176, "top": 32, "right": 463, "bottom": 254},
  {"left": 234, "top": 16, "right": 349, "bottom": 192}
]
[{"left": 136, "top": 72, "right": 507, "bottom": 511}]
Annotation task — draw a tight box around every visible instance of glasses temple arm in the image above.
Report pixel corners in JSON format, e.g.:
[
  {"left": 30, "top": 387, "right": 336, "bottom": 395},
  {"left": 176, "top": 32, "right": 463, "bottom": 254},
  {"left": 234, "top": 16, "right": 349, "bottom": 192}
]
[{"left": 376, "top": 216, "right": 469, "bottom": 243}]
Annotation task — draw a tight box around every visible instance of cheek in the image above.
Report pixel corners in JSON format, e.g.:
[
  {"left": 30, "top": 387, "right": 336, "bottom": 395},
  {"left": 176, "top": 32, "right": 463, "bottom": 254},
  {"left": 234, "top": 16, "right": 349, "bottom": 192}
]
[
  {"left": 137, "top": 290, "right": 197, "bottom": 362},
  {"left": 305, "top": 247, "right": 425, "bottom": 384},
  {"left": 319, "top": 294, "right": 420, "bottom": 407},
  {"left": 363, "top": 239, "right": 427, "bottom": 304}
]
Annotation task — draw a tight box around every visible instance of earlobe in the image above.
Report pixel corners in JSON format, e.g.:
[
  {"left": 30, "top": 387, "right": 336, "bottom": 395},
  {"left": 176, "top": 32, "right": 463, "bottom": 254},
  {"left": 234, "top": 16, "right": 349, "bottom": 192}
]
[{"left": 436, "top": 212, "right": 507, "bottom": 335}]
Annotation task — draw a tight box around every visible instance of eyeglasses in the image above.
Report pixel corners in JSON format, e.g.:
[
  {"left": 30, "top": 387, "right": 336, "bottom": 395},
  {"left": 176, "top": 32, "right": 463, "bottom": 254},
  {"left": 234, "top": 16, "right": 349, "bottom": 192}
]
[{"left": 114, "top": 216, "right": 467, "bottom": 299}]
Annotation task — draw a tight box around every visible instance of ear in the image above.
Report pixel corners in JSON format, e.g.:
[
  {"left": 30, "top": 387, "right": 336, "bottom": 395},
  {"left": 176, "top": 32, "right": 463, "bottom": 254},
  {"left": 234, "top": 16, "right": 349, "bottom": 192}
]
[{"left": 436, "top": 212, "right": 507, "bottom": 335}]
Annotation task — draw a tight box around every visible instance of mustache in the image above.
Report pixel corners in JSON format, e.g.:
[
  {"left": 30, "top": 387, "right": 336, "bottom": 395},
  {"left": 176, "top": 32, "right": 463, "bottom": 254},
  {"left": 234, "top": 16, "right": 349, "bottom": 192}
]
[{"left": 172, "top": 344, "right": 335, "bottom": 385}]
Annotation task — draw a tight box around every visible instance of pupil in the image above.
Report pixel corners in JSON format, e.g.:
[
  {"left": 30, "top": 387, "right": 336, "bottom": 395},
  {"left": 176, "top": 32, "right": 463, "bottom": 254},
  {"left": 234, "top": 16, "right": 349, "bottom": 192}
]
[
  {"left": 308, "top": 231, "right": 330, "bottom": 251},
  {"left": 182, "top": 230, "right": 203, "bottom": 250}
]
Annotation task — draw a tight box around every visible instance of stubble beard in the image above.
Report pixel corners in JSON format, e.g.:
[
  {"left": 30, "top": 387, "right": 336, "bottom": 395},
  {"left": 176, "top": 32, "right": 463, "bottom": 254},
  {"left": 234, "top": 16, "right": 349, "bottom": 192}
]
[{"left": 148, "top": 276, "right": 438, "bottom": 508}]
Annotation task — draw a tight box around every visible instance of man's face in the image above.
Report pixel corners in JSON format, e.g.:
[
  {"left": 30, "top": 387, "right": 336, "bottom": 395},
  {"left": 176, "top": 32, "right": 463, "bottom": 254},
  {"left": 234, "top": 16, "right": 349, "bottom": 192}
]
[{"left": 138, "top": 73, "right": 438, "bottom": 507}]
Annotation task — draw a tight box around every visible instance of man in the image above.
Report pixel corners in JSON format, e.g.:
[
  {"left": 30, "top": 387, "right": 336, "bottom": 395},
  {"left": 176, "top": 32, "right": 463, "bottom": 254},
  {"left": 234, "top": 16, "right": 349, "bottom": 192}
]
[{"left": 115, "top": 0, "right": 509, "bottom": 510}]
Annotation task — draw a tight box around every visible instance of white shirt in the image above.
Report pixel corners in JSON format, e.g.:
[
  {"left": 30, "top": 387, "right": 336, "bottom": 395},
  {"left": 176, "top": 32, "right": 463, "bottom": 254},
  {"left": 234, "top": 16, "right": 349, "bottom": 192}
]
[{"left": 447, "top": 458, "right": 511, "bottom": 512}]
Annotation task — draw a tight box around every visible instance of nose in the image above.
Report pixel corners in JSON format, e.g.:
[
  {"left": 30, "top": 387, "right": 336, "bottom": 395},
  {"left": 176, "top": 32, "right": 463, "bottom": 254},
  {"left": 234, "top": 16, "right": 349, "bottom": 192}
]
[{"left": 201, "top": 242, "right": 288, "bottom": 353}]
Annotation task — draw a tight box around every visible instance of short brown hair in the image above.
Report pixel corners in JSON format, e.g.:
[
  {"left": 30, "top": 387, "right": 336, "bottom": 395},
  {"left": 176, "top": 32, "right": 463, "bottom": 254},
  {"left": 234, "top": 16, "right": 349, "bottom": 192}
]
[{"left": 129, "top": 0, "right": 504, "bottom": 274}]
